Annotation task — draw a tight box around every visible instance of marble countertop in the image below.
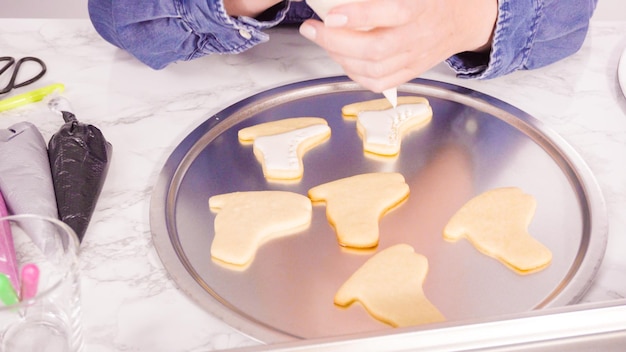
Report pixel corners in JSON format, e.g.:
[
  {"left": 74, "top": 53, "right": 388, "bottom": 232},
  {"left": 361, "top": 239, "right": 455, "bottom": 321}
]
[{"left": 0, "top": 18, "right": 625, "bottom": 352}]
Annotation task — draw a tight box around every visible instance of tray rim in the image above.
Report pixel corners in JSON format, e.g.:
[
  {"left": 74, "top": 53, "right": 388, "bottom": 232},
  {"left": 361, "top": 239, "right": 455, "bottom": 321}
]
[{"left": 149, "top": 76, "right": 608, "bottom": 344}]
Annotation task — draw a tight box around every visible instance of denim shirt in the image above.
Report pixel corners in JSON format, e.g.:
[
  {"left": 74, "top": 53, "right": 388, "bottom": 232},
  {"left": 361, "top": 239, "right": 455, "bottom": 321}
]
[
  {"left": 447, "top": 0, "right": 598, "bottom": 78},
  {"left": 88, "top": 0, "right": 597, "bottom": 79}
]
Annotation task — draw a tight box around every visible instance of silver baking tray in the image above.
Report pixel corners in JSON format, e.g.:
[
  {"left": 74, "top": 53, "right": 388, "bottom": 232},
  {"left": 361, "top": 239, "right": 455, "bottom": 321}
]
[{"left": 150, "top": 77, "right": 607, "bottom": 344}]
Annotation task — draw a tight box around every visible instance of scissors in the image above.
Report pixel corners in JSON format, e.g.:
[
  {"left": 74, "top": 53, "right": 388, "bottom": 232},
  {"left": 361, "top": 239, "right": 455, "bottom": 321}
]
[
  {"left": 0, "top": 57, "right": 63, "bottom": 112},
  {"left": 0, "top": 56, "right": 47, "bottom": 95}
]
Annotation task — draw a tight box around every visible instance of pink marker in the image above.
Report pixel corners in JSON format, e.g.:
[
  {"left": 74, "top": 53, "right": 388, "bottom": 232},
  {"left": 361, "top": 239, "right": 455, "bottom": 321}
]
[
  {"left": 0, "top": 191, "right": 19, "bottom": 291},
  {"left": 20, "top": 263, "right": 40, "bottom": 301}
]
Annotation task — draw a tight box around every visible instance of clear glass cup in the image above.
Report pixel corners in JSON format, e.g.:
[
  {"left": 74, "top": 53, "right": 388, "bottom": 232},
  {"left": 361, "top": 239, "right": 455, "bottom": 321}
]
[{"left": 0, "top": 214, "right": 82, "bottom": 352}]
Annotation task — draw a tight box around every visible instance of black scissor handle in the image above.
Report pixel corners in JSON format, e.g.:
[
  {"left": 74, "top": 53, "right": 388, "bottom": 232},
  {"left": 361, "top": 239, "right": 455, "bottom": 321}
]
[
  {"left": 0, "top": 57, "right": 17, "bottom": 94},
  {"left": 0, "top": 56, "right": 16, "bottom": 76},
  {"left": 0, "top": 56, "right": 47, "bottom": 94},
  {"left": 11, "top": 57, "right": 47, "bottom": 89}
]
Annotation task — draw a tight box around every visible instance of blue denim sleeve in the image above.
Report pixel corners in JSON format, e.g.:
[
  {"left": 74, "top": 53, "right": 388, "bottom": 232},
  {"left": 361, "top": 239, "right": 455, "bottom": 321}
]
[
  {"left": 88, "top": 0, "right": 316, "bottom": 69},
  {"left": 446, "top": 0, "right": 598, "bottom": 79}
]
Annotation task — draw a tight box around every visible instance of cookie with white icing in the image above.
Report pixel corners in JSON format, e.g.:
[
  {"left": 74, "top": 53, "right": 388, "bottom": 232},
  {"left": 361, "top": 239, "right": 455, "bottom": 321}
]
[
  {"left": 334, "top": 244, "right": 446, "bottom": 327},
  {"left": 238, "top": 117, "right": 331, "bottom": 180},
  {"left": 342, "top": 96, "right": 433, "bottom": 156}
]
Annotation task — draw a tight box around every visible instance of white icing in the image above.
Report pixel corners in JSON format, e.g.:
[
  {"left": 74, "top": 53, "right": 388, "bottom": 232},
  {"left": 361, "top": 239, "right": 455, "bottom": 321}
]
[
  {"left": 357, "top": 103, "right": 430, "bottom": 152},
  {"left": 254, "top": 124, "right": 330, "bottom": 174}
]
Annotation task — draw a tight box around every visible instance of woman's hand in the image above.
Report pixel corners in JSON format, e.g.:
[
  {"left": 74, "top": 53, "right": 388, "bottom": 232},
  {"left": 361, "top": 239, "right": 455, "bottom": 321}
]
[
  {"left": 223, "top": 0, "right": 283, "bottom": 17},
  {"left": 299, "top": 0, "right": 498, "bottom": 92}
]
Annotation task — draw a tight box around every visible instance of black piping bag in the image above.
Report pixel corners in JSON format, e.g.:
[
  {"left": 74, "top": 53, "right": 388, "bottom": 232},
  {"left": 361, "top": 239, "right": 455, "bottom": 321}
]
[
  {"left": 48, "top": 97, "right": 112, "bottom": 242},
  {"left": 0, "top": 121, "right": 60, "bottom": 254}
]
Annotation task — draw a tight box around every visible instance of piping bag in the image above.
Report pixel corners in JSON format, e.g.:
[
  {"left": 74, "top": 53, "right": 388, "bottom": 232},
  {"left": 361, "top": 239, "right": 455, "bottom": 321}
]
[
  {"left": 0, "top": 190, "right": 19, "bottom": 291},
  {"left": 48, "top": 96, "right": 112, "bottom": 242},
  {"left": 0, "top": 121, "right": 60, "bottom": 254}
]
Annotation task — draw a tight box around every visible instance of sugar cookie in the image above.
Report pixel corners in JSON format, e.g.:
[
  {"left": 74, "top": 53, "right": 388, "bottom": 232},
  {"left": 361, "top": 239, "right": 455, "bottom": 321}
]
[
  {"left": 342, "top": 96, "right": 432, "bottom": 156},
  {"left": 334, "top": 244, "right": 446, "bottom": 327},
  {"left": 341, "top": 96, "right": 430, "bottom": 117},
  {"left": 209, "top": 191, "right": 312, "bottom": 267},
  {"left": 443, "top": 187, "right": 552, "bottom": 274},
  {"left": 308, "top": 172, "right": 409, "bottom": 248},
  {"left": 238, "top": 117, "right": 331, "bottom": 180}
]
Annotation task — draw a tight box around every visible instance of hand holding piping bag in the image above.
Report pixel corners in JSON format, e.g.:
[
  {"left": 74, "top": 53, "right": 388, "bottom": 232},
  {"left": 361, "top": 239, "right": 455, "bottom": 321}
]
[
  {"left": 305, "top": 0, "right": 396, "bottom": 106},
  {"left": 301, "top": 0, "right": 497, "bottom": 95}
]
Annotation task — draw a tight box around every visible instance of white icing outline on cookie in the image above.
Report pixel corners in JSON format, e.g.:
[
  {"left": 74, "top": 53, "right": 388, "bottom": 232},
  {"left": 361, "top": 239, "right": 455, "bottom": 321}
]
[
  {"left": 238, "top": 117, "right": 331, "bottom": 180},
  {"left": 254, "top": 124, "right": 330, "bottom": 179},
  {"left": 357, "top": 103, "right": 431, "bottom": 156}
]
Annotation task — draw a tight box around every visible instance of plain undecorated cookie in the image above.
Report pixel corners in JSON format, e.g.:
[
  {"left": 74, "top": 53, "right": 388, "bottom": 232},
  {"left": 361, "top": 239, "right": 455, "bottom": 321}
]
[
  {"left": 443, "top": 187, "right": 552, "bottom": 274},
  {"left": 308, "top": 172, "right": 409, "bottom": 248},
  {"left": 209, "top": 191, "right": 312, "bottom": 267},
  {"left": 238, "top": 117, "right": 331, "bottom": 180},
  {"left": 334, "top": 244, "right": 446, "bottom": 327}
]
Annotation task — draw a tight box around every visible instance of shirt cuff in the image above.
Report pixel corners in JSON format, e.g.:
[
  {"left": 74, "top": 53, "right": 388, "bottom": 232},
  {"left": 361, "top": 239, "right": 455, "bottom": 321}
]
[
  {"left": 445, "top": 0, "right": 540, "bottom": 79},
  {"left": 189, "top": 0, "right": 307, "bottom": 55},
  {"left": 445, "top": 0, "right": 595, "bottom": 80}
]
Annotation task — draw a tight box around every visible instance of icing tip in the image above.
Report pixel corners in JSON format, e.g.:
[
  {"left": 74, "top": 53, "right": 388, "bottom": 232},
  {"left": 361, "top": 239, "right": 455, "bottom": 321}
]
[{"left": 382, "top": 87, "right": 398, "bottom": 108}]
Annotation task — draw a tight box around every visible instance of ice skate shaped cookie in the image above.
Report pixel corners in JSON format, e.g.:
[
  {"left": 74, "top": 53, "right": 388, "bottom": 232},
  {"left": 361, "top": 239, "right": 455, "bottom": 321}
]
[
  {"left": 308, "top": 172, "right": 409, "bottom": 248},
  {"left": 209, "top": 191, "right": 312, "bottom": 267},
  {"left": 342, "top": 96, "right": 432, "bottom": 156},
  {"left": 238, "top": 117, "right": 331, "bottom": 180},
  {"left": 334, "top": 244, "right": 445, "bottom": 327},
  {"left": 443, "top": 187, "right": 552, "bottom": 274}
]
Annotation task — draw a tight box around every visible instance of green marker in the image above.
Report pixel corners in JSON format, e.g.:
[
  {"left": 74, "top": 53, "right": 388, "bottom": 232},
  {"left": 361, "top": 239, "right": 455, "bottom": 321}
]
[
  {"left": 0, "top": 273, "right": 19, "bottom": 306},
  {"left": 0, "top": 83, "right": 65, "bottom": 112}
]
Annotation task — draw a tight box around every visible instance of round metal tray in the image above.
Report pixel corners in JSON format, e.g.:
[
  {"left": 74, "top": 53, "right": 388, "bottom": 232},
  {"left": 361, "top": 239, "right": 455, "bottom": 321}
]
[{"left": 150, "top": 77, "right": 607, "bottom": 344}]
